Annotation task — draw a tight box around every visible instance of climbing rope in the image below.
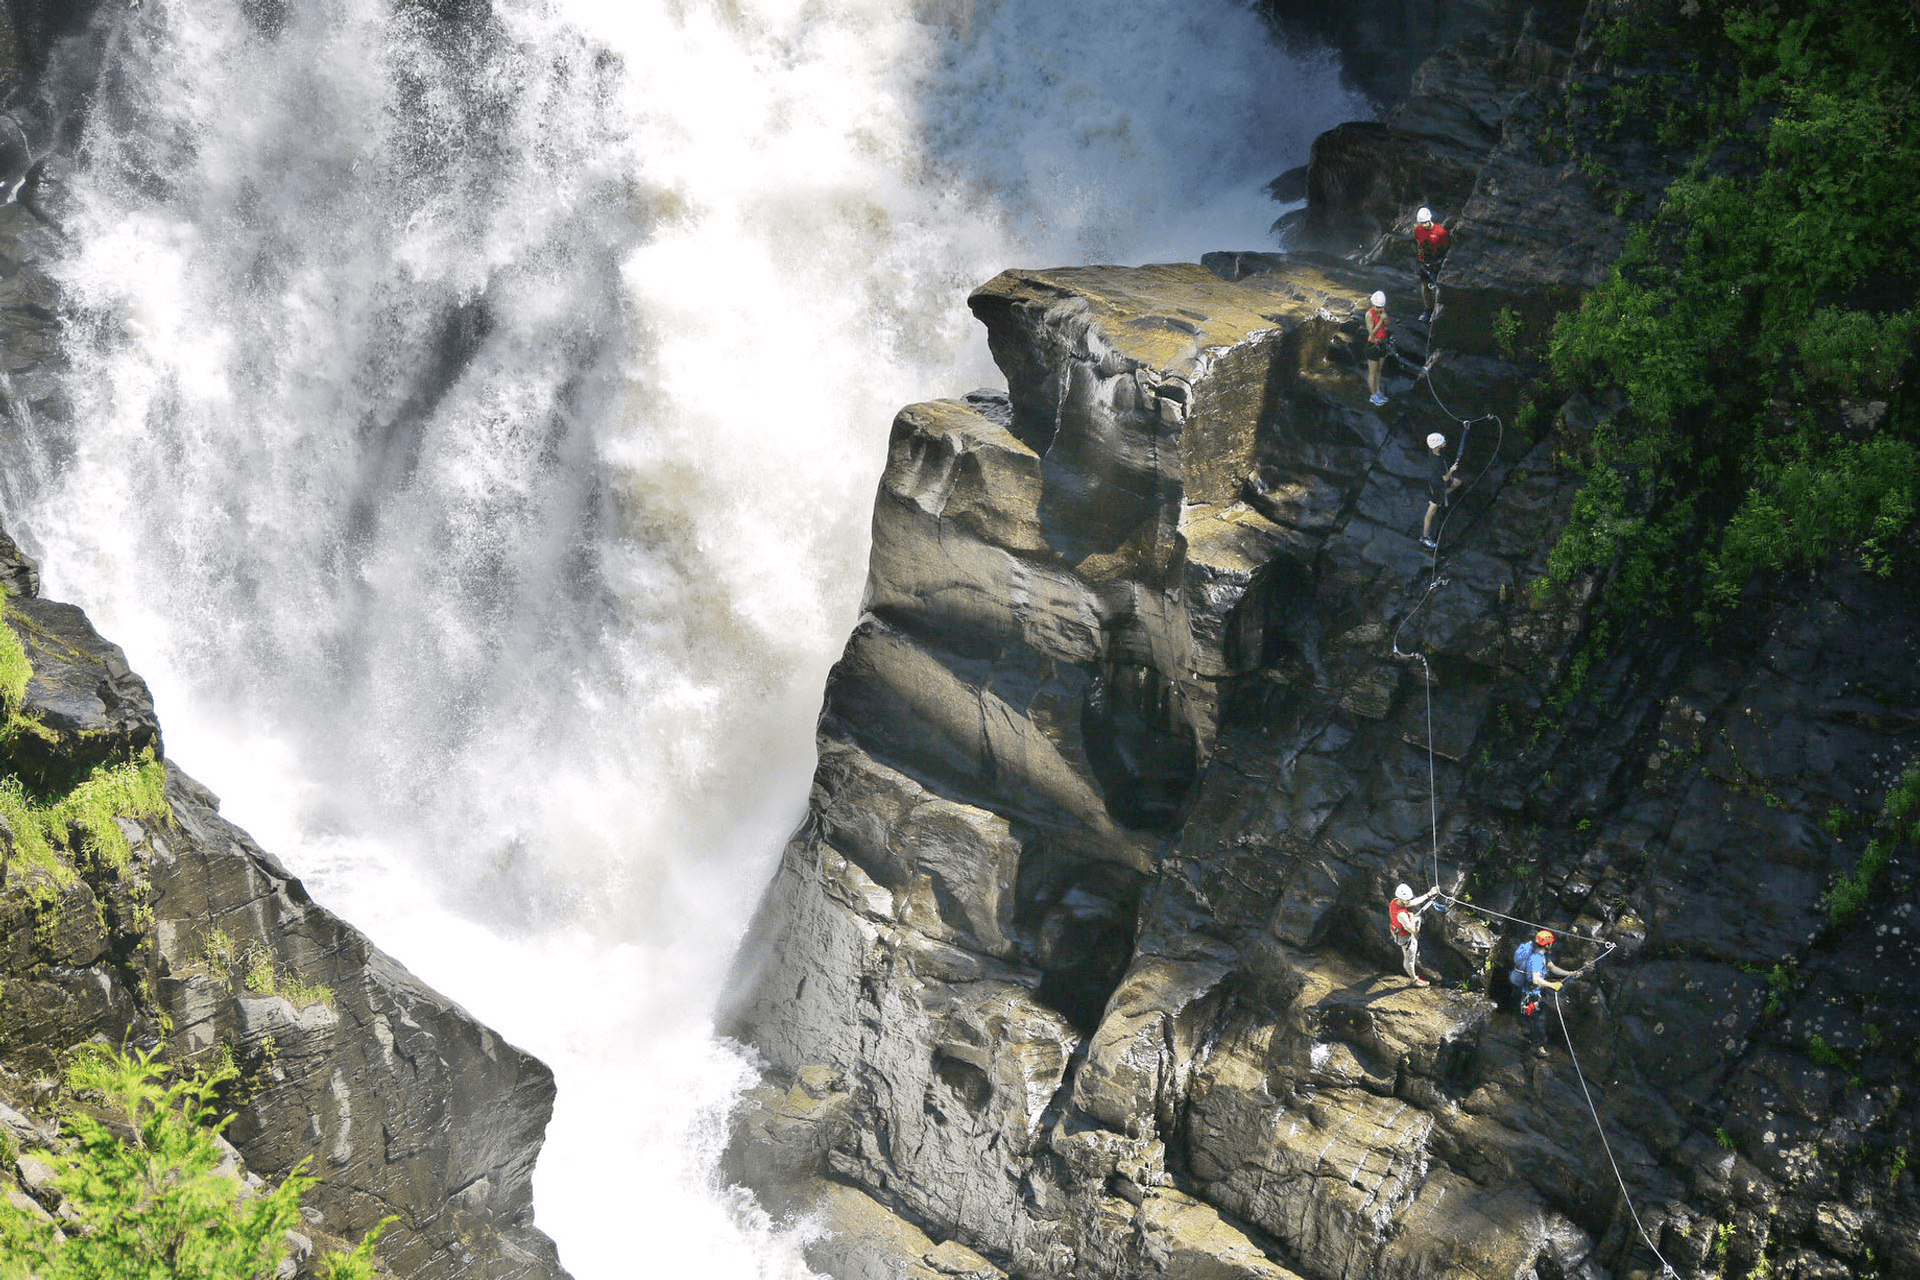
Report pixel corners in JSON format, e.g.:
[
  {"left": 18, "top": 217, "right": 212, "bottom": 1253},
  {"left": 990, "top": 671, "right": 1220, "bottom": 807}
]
[
  {"left": 1437, "top": 894, "right": 1619, "bottom": 955},
  {"left": 1556, "top": 990, "right": 1681, "bottom": 1279},
  {"left": 1369, "top": 221, "right": 1672, "bottom": 1280},
  {"left": 1389, "top": 577, "right": 1447, "bottom": 890}
]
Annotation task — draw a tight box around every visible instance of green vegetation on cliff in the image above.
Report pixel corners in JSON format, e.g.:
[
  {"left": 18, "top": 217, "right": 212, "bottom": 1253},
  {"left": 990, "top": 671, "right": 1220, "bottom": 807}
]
[
  {"left": 0, "top": 600, "right": 170, "bottom": 886},
  {"left": 1543, "top": 0, "right": 1919, "bottom": 625},
  {"left": 0, "top": 1046, "right": 388, "bottom": 1280},
  {"left": 0, "top": 751, "right": 169, "bottom": 883},
  {"left": 1828, "top": 763, "right": 1920, "bottom": 927}
]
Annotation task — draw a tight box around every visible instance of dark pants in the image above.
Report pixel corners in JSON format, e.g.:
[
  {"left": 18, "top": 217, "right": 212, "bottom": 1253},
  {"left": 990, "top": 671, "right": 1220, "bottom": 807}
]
[{"left": 1519, "top": 988, "right": 1551, "bottom": 1048}]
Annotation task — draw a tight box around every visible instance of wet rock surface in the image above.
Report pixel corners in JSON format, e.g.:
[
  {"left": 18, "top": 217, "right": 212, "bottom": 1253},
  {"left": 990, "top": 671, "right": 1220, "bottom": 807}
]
[
  {"left": 0, "top": 152, "right": 566, "bottom": 1279},
  {"left": 0, "top": 614, "right": 569, "bottom": 1278},
  {"left": 725, "top": 6, "right": 1919, "bottom": 1279}
]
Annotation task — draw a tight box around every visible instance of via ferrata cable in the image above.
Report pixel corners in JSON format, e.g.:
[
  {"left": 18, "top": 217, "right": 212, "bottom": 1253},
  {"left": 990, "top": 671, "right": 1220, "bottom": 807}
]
[
  {"left": 1389, "top": 577, "right": 1448, "bottom": 890},
  {"left": 1381, "top": 238, "right": 1667, "bottom": 1279},
  {"left": 1555, "top": 989, "right": 1680, "bottom": 1279}
]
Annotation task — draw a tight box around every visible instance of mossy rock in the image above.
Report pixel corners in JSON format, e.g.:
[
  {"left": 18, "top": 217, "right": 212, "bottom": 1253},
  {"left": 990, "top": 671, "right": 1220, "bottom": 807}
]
[{"left": 3, "top": 599, "right": 160, "bottom": 791}]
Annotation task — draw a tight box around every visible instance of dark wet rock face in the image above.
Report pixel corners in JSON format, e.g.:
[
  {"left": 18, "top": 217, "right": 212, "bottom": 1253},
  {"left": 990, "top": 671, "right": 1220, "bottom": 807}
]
[
  {"left": 725, "top": 8, "right": 1919, "bottom": 1280},
  {"left": 0, "top": 621, "right": 569, "bottom": 1278},
  {"left": 148, "top": 772, "right": 566, "bottom": 1280},
  {"left": 4, "top": 596, "right": 161, "bottom": 788},
  {"left": 0, "top": 632, "right": 570, "bottom": 1278}
]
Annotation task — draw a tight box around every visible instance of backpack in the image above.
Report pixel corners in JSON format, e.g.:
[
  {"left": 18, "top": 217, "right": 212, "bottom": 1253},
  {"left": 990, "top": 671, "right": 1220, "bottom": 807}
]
[{"left": 1508, "top": 941, "right": 1537, "bottom": 989}]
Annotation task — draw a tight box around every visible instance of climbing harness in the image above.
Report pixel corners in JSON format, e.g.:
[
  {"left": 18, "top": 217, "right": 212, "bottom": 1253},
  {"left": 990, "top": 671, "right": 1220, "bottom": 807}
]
[{"left": 1556, "top": 989, "right": 1682, "bottom": 1279}]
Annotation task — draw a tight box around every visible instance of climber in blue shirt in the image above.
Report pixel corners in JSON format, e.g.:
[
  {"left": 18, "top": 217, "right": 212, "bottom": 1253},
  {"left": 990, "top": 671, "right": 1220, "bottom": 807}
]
[{"left": 1510, "top": 930, "right": 1581, "bottom": 1057}]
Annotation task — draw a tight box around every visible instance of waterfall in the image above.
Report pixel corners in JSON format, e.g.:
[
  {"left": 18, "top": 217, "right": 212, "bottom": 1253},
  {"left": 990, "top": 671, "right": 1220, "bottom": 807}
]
[{"left": 2, "top": 0, "right": 1362, "bottom": 1273}]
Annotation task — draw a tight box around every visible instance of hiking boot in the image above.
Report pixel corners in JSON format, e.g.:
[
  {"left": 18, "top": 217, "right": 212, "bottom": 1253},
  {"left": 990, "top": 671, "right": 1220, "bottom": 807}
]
[
  {"left": 1420, "top": 536, "right": 1438, "bottom": 550},
  {"left": 1413, "top": 977, "right": 1430, "bottom": 988},
  {"left": 1369, "top": 392, "right": 1388, "bottom": 406}
]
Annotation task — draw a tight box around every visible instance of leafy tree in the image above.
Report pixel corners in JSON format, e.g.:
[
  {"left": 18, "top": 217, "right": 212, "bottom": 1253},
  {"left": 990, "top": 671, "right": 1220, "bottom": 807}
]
[
  {"left": 1542, "top": 0, "right": 1919, "bottom": 627},
  {"left": 0, "top": 1046, "right": 389, "bottom": 1280}
]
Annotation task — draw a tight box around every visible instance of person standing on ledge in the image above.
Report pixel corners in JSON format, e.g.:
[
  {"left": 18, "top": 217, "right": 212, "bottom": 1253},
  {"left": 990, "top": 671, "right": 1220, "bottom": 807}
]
[
  {"left": 1365, "top": 290, "right": 1391, "bottom": 406},
  {"left": 1388, "top": 882, "right": 1442, "bottom": 987},
  {"left": 1414, "top": 207, "right": 1450, "bottom": 321},
  {"left": 1420, "top": 431, "right": 1460, "bottom": 549},
  {"left": 1510, "top": 929, "right": 1581, "bottom": 1056}
]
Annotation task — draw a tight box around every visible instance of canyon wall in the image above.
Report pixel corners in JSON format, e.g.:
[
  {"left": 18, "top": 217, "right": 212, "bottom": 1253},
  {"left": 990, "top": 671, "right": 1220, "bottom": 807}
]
[
  {"left": 723, "top": 5, "right": 1918, "bottom": 1280},
  {"left": 0, "top": 29, "right": 569, "bottom": 1271}
]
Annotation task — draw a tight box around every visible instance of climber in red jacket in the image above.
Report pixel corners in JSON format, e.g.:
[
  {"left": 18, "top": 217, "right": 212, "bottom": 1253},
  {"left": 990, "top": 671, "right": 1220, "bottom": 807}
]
[
  {"left": 1364, "top": 290, "right": 1391, "bottom": 406},
  {"left": 1414, "top": 207, "right": 1450, "bottom": 321},
  {"left": 1388, "top": 882, "right": 1442, "bottom": 986}
]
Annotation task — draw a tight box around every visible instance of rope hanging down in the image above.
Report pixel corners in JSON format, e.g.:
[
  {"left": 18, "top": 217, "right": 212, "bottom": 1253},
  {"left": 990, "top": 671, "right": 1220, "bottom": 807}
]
[
  {"left": 1389, "top": 578, "right": 1447, "bottom": 891},
  {"left": 1387, "top": 261, "right": 1668, "bottom": 1279},
  {"left": 1556, "top": 991, "right": 1681, "bottom": 1279}
]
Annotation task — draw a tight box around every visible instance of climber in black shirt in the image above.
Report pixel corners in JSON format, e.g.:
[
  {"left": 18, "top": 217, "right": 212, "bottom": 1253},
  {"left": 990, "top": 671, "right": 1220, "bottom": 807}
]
[{"left": 1420, "top": 431, "right": 1459, "bottom": 549}]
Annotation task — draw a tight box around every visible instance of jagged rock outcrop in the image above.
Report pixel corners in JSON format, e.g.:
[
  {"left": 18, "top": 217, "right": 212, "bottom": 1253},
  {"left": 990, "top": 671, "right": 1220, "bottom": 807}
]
[
  {"left": 723, "top": 7, "right": 1919, "bottom": 1280},
  {"left": 0, "top": 224, "right": 566, "bottom": 1277},
  {"left": 0, "top": 536, "right": 568, "bottom": 1278}
]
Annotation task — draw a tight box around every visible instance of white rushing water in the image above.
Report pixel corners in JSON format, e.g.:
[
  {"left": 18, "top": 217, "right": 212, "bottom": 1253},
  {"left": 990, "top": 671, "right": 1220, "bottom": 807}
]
[{"left": 3, "top": 0, "right": 1362, "bottom": 1274}]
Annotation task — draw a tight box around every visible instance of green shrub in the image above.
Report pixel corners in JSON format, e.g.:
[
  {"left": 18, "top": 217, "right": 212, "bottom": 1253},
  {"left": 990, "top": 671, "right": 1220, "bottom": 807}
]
[
  {"left": 1493, "top": 306, "right": 1523, "bottom": 360},
  {"left": 1540, "top": 0, "right": 1920, "bottom": 626},
  {"left": 0, "top": 1046, "right": 391, "bottom": 1279},
  {"left": 0, "top": 750, "right": 170, "bottom": 888},
  {"left": 1827, "top": 764, "right": 1920, "bottom": 926}
]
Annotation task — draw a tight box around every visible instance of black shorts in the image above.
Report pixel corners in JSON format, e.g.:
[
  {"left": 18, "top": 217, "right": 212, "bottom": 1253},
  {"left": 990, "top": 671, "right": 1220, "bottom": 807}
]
[{"left": 1366, "top": 340, "right": 1390, "bottom": 363}]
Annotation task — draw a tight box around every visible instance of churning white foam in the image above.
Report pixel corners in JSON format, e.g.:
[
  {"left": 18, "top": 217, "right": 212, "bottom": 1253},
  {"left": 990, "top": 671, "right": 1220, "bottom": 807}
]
[{"left": 3, "top": 0, "right": 1362, "bottom": 1274}]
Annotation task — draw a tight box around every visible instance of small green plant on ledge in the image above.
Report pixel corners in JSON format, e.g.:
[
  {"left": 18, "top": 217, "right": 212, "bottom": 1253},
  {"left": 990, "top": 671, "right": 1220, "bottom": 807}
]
[
  {"left": 0, "top": 750, "right": 170, "bottom": 884},
  {"left": 0, "top": 1045, "right": 391, "bottom": 1279},
  {"left": 1827, "top": 764, "right": 1919, "bottom": 927},
  {"left": 1493, "top": 306, "right": 1523, "bottom": 360},
  {"left": 203, "top": 928, "right": 336, "bottom": 1011}
]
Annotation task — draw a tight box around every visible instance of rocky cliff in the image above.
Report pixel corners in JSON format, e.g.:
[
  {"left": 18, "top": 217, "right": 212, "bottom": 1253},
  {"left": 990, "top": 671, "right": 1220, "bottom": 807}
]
[
  {"left": 722, "top": 5, "right": 1918, "bottom": 1280},
  {"left": 0, "top": 525, "right": 568, "bottom": 1277},
  {"left": 0, "top": 104, "right": 567, "bottom": 1280}
]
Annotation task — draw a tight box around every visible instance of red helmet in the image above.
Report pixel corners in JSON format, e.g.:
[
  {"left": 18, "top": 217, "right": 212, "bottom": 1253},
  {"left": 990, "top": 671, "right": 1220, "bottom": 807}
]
[{"left": 1535, "top": 930, "right": 1555, "bottom": 947}]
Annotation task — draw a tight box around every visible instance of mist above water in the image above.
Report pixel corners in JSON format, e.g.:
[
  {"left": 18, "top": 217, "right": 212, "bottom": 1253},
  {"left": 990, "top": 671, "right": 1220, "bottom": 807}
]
[{"left": 1, "top": 1, "right": 1362, "bottom": 1274}]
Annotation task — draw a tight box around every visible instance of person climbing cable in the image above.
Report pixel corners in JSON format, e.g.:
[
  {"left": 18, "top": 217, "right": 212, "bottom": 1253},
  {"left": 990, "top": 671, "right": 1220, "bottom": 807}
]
[
  {"left": 1420, "top": 431, "right": 1460, "bottom": 549},
  {"left": 1388, "top": 882, "right": 1442, "bottom": 987},
  {"left": 1413, "top": 207, "right": 1450, "bottom": 321},
  {"left": 1364, "top": 291, "right": 1391, "bottom": 406},
  {"left": 1510, "top": 929, "right": 1581, "bottom": 1056}
]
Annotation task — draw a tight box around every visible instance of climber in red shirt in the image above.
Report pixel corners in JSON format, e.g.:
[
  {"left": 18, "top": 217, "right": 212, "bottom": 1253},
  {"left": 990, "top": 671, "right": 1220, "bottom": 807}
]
[
  {"left": 1414, "top": 207, "right": 1450, "bottom": 321},
  {"left": 1388, "top": 882, "right": 1442, "bottom": 986},
  {"left": 1364, "top": 290, "right": 1391, "bottom": 406}
]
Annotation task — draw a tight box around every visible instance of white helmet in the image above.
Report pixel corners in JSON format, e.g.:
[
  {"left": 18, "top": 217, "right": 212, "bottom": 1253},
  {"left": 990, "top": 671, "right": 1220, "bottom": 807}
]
[
  {"left": 1371, "top": 290, "right": 1387, "bottom": 308},
  {"left": 1395, "top": 883, "right": 1414, "bottom": 901},
  {"left": 1426, "top": 432, "right": 1447, "bottom": 451},
  {"left": 1417, "top": 207, "right": 1433, "bottom": 223}
]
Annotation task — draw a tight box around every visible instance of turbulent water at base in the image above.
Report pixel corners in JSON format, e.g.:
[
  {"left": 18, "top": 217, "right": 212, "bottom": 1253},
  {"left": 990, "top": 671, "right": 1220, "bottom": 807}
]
[{"left": 1, "top": 1, "right": 1362, "bottom": 1274}]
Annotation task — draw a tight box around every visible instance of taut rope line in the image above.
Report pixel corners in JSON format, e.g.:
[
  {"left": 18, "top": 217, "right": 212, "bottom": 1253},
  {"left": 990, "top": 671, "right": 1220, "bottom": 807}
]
[{"left": 1556, "top": 990, "right": 1680, "bottom": 1278}]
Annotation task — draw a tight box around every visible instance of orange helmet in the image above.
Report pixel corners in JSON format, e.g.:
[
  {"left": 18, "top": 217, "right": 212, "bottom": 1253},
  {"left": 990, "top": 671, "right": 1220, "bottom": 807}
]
[{"left": 1535, "top": 930, "right": 1555, "bottom": 947}]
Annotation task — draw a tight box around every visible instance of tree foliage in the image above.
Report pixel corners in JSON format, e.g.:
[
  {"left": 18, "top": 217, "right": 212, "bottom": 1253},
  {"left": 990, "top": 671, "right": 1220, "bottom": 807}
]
[
  {"left": 0, "top": 1047, "right": 389, "bottom": 1280},
  {"left": 1543, "top": 0, "right": 1920, "bottom": 624}
]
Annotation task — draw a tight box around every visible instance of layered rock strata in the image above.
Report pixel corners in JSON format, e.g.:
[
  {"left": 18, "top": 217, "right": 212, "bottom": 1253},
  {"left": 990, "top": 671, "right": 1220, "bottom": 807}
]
[
  {"left": 723, "top": 11, "right": 1918, "bottom": 1280},
  {"left": 0, "top": 530, "right": 568, "bottom": 1278},
  {"left": 0, "top": 196, "right": 565, "bottom": 1276}
]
